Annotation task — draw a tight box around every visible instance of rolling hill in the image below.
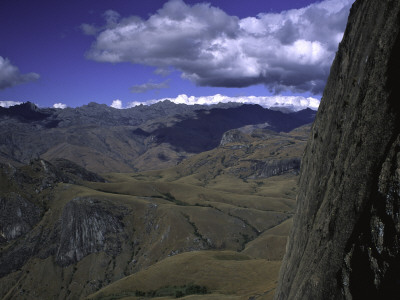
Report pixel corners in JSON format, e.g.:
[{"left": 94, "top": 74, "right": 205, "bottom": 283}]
[{"left": 0, "top": 121, "right": 310, "bottom": 299}]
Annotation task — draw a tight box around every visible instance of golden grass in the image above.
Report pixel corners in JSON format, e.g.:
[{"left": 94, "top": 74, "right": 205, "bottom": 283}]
[
  {"left": 0, "top": 125, "right": 309, "bottom": 299},
  {"left": 243, "top": 218, "right": 293, "bottom": 260},
  {"left": 86, "top": 251, "right": 281, "bottom": 300}
]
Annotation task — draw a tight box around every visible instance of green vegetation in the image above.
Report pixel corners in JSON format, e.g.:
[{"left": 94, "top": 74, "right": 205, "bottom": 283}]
[
  {"left": 134, "top": 284, "right": 208, "bottom": 298},
  {"left": 94, "top": 284, "right": 208, "bottom": 299},
  {"left": 214, "top": 253, "right": 250, "bottom": 261},
  {"left": 161, "top": 192, "right": 189, "bottom": 206}
]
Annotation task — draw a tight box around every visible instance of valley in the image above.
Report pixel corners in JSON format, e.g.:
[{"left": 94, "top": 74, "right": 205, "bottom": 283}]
[
  {"left": 3, "top": 0, "right": 400, "bottom": 299},
  {"left": 0, "top": 104, "right": 311, "bottom": 299}
]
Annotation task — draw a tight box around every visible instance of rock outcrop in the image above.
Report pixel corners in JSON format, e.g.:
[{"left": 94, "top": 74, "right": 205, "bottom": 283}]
[
  {"left": 248, "top": 158, "right": 301, "bottom": 179},
  {"left": 0, "top": 193, "right": 43, "bottom": 242},
  {"left": 0, "top": 159, "right": 106, "bottom": 274},
  {"left": 275, "top": 0, "right": 400, "bottom": 299},
  {"left": 56, "top": 197, "right": 126, "bottom": 266}
]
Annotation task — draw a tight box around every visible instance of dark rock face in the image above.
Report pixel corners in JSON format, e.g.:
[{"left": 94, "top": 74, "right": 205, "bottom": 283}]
[
  {"left": 56, "top": 197, "right": 125, "bottom": 266},
  {"left": 0, "top": 159, "right": 107, "bottom": 276},
  {"left": 0, "top": 194, "right": 42, "bottom": 242},
  {"left": 249, "top": 158, "right": 301, "bottom": 179},
  {"left": 0, "top": 159, "right": 104, "bottom": 189},
  {"left": 0, "top": 102, "right": 52, "bottom": 122},
  {"left": 275, "top": 0, "right": 400, "bottom": 299}
]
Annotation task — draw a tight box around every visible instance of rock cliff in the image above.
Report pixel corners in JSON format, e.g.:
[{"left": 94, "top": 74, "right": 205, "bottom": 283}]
[
  {"left": 0, "top": 193, "right": 42, "bottom": 242},
  {"left": 56, "top": 197, "right": 126, "bottom": 266},
  {"left": 275, "top": 0, "right": 400, "bottom": 299}
]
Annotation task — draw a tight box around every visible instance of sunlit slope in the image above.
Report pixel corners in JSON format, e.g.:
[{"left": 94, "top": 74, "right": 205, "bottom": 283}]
[
  {"left": 86, "top": 251, "right": 281, "bottom": 300},
  {"left": 0, "top": 124, "right": 309, "bottom": 299},
  {"left": 1, "top": 169, "right": 296, "bottom": 299},
  {"left": 81, "top": 125, "right": 309, "bottom": 299}
]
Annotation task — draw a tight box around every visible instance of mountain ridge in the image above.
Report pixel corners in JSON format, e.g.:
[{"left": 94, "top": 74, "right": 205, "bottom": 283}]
[
  {"left": 0, "top": 123, "right": 309, "bottom": 299},
  {"left": 0, "top": 101, "right": 315, "bottom": 173}
]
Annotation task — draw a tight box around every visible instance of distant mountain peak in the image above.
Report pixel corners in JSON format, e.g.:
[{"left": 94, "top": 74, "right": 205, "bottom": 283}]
[
  {"left": 0, "top": 101, "right": 50, "bottom": 122},
  {"left": 0, "top": 100, "right": 316, "bottom": 172}
]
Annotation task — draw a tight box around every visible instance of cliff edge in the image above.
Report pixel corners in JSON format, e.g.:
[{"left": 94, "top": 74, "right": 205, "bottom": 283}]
[{"left": 274, "top": 0, "right": 400, "bottom": 299}]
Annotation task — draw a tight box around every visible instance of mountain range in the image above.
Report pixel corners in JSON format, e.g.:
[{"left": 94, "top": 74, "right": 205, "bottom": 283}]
[
  {"left": 0, "top": 107, "right": 311, "bottom": 299},
  {"left": 2, "top": 0, "right": 399, "bottom": 298},
  {"left": 0, "top": 101, "right": 315, "bottom": 173}
]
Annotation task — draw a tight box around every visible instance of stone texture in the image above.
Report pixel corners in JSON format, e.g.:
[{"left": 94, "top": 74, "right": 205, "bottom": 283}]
[
  {"left": 249, "top": 158, "right": 300, "bottom": 179},
  {"left": 56, "top": 197, "right": 125, "bottom": 266},
  {"left": 0, "top": 193, "right": 42, "bottom": 242},
  {"left": 274, "top": 0, "right": 400, "bottom": 299}
]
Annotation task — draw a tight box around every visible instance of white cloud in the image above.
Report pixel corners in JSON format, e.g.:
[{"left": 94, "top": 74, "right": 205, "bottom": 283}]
[
  {"left": 154, "top": 67, "right": 172, "bottom": 76},
  {"left": 103, "top": 10, "right": 121, "bottom": 25},
  {"left": 0, "top": 100, "right": 22, "bottom": 108},
  {"left": 126, "top": 94, "right": 320, "bottom": 111},
  {"left": 85, "top": 0, "right": 354, "bottom": 94},
  {"left": 80, "top": 23, "right": 99, "bottom": 35},
  {"left": 131, "top": 80, "right": 169, "bottom": 93},
  {"left": 0, "top": 56, "right": 40, "bottom": 90},
  {"left": 80, "top": 10, "right": 120, "bottom": 36},
  {"left": 53, "top": 103, "right": 67, "bottom": 109},
  {"left": 111, "top": 99, "right": 123, "bottom": 109}
]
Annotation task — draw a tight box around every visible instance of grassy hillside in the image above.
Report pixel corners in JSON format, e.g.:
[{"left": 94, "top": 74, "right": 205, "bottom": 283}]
[
  {"left": 86, "top": 251, "right": 281, "bottom": 300},
  {"left": 0, "top": 124, "right": 309, "bottom": 299}
]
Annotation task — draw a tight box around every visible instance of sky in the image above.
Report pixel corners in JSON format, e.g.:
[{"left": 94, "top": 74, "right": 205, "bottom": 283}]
[{"left": 0, "top": 0, "right": 354, "bottom": 109}]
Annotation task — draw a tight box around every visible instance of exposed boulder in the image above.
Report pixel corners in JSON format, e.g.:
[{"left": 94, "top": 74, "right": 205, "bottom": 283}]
[{"left": 275, "top": 0, "right": 400, "bottom": 299}]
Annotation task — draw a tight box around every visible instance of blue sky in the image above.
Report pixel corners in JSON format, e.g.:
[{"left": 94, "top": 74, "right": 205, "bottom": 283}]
[{"left": 0, "top": 0, "right": 354, "bottom": 108}]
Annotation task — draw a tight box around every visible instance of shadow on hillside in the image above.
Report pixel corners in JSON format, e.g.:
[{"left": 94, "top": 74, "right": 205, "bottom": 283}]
[{"left": 151, "top": 105, "right": 315, "bottom": 153}]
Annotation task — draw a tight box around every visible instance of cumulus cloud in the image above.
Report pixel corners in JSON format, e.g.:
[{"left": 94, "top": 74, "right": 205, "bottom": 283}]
[
  {"left": 131, "top": 80, "right": 169, "bottom": 93},
  {"left": 86, "top": 0, "right": 353, "bottom": 94},
  {"left": 111, "top": 99, "right": 123, "bottom": 109},
  {"left": 53, "top": 103, "right": 67, "bottom": 109},
  {"left": 125, "top": 94, "right": 319, "bottom": 111},
  {"left": 0, "top": 100, "right": 22, "bottom": 108},
  {"left": 0, "top": 56, "right": 40, "bottom": 90}
]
